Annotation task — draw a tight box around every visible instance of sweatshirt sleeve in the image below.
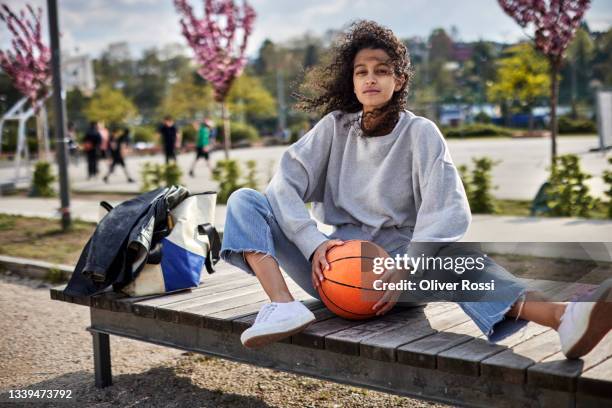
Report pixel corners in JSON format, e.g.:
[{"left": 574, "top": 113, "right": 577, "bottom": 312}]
[
  {"left": 264, "top": 114, "right": 335, "bottom": 260},
  {"left": 406, "top": 119, "right": 472, "bottom": 260}
]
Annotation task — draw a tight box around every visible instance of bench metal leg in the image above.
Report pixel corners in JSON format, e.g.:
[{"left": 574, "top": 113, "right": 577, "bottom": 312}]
[{"left": 92, "top": 331, "right": 112, "bottom": 388}]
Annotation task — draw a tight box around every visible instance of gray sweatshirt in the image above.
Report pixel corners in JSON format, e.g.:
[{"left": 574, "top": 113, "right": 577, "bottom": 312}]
[{"left": 264, "top": 109, "right": 472, "bottom": 260}]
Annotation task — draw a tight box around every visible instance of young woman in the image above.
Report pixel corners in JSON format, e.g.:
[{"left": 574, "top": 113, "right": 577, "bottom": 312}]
[
  {"left": 189, "top": 119, "right": 213, "bottom": 177},
  {"left": 220, "top": 20, "right": 612, "bottom": 356}
]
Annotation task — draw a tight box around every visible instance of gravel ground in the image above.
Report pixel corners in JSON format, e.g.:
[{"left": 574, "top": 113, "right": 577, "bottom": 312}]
[{"left": 0, "top": 272, "right": 448, "bottom": 408}]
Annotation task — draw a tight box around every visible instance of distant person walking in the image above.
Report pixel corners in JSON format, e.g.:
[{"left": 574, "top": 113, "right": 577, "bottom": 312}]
[
  {"left": 98, "top": 121, "right": 109, "bottom": 159},
  {"left": 83, "top": 121, "right": 102, "bottom": 179},
  {"left": 189, "top": 118, "right": 213, "bottom": 177},
  {"left": 158, "top": 116, "right": 180, "bottom": 163},
  {"left": 103, "top": 127, "right": 135, "bottom": 183}
]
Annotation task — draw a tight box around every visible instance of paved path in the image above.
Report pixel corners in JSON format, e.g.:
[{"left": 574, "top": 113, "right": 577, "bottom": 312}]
[{"left": 1, "top": 136, "right": 610, "bottom": 200}]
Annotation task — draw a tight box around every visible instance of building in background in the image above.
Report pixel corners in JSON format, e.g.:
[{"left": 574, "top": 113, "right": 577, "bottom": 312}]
[{"left": 106, "top": 41, "right": 131, "bottom": 62}]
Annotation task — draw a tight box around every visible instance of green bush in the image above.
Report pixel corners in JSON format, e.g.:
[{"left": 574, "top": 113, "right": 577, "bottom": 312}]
[
  {"left": 558, "top": 116, "right": 597, "bottom": 134},
  {"left": 457, "top": 164, "right": 473, "bottom": 201},
  {"left": 132, "top": 126, "right": 157, "bottom": 143},
  {"left": 473, "top": 112, "right": 492, "bottom": 124},
  {"left": 545, "top": 154, "right": 598, "bottom": 217},
  {"left": 460, "top": 157, "right": 499, "bottom": 214},
  {"left": 442, "top": 124, "right": 513, "bottom": 138},
  {"left": 181, "top": 124, "right": 196, "bottom": 145},
  {"left": 244, "top": 160, "right": 258, "bottom": 190},
  {"left": 212, "top": 159, "right": 261, "bottom": 204},
  {"left": 29, "top": 161, "right": 56, "bottom": 197},
  {"left": 215, "top": 122, "right": 260, "bottom": 144},
  {"left": 212, "top": 160, "right": 244, "bottom": 204},
  {"left": 602, "top": 157, "right": 612, "bottom": 219},
  {"left": 140, "top": 162, "right": 183, "bottom": 191},
  {"left": 289, "top": 121, "right": 310, "bottom": 144},
  {"left": 45, "top": 267, "right": 67, "bottom": 284}
]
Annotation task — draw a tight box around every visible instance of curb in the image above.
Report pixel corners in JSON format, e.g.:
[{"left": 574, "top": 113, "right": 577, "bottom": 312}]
[{"left": 0, "top": 255, "right": 72, "bottom": 281}]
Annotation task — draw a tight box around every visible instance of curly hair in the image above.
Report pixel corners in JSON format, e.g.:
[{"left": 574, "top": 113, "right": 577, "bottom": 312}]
[{"left": 295, "top": 20, "right": 413, "bottom": 136}]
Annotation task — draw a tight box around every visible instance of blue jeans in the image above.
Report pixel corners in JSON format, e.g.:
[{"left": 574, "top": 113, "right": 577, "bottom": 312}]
[{"left": 220, "top": 188, "right": 529, "bottom": 343}]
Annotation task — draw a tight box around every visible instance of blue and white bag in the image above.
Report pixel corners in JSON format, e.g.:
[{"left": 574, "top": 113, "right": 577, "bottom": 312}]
[{"left": 122, "top": 192, "right": 220, "bottom": 296}]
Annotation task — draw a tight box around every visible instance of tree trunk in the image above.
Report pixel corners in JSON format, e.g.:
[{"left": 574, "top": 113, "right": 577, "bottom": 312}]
[
  {"left": 550, "top": 61, "right": 560, "bottom": 167},
  {"left": 36, "top": 109, "right": 46, "bottom": 161},
  {"left": 221, "top": 101, "right": 230, "bottom": 160},
  {"left": 527, "top": 109, "right": 534, "bottom": 137},
  {"left": 571, "top": 61, "right": 578, "bottom": 119}
]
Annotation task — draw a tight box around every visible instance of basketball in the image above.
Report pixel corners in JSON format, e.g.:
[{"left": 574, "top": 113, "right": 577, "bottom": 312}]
[{"left": 316, "top": 240, "right": 389, "bottom": 320}]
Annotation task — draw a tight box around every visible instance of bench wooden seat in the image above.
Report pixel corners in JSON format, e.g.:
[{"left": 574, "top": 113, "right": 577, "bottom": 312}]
[{"left": 50, "top": 262, "right": 612, "bottom": 407}]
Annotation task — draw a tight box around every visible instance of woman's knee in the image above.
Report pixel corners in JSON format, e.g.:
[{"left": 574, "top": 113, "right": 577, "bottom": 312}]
[{"left": 226, "top": 188, "right": 268, "bottom": 213}]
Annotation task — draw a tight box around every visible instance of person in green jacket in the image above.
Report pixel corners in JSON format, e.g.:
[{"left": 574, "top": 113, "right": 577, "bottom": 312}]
[{"left": 189, "top": 119, "right": 213, "bottom": 177}]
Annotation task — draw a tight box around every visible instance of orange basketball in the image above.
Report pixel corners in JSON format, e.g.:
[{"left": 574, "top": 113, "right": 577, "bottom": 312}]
[{"left": 316, "top": 240, "right": 389, "bottom": 320}]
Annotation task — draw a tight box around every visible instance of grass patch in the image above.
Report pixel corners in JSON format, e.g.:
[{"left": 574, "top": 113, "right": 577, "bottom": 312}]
[
  {"left": 495, "top": 199, "right": 610, "bottom": 219},
  {"left": 495, "top": 199, "right": 532, "bottom": 217},
  {"left": 0, "top": 214, "right": 94, "bottom": 265},
  {"left": 0, "top": 216, "right": 16, "bottom": 231},
  {"left": 44, "top": 267, "right": 68, "bottom": 284}
]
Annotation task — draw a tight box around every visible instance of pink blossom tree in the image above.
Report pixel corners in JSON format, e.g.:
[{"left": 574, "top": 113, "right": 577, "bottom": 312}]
[
  {"left": 0, "top": 3, "right": 51, "bottom": 159},
  {"left": 498, "top": 0, "right": 591, "bottom": 165},
  {"left": 174, "top": 0, "right": 256, "bottom": 159}
]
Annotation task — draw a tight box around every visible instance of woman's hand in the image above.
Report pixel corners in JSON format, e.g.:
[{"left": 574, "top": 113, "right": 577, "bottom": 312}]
[
  {"left": 311, "top": 239, "right": 344, "bottom": 290},
  {"left": 372, "top": 266, "right": 410, "bottom": 316}
]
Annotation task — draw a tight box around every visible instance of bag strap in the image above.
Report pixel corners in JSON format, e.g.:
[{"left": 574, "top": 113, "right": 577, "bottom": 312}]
[
  {"left": 198, "top": 223, "right": 221, "bottom": 274},
  {"left": 100, "top": 201, "right": 114, "bottom": 213}
]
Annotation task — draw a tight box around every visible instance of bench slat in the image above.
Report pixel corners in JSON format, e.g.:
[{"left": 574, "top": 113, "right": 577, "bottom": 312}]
[
  {"left": 360, "top": 303, "right": 470, "bottom": 363},
  {"left": 180, "top": 290, "right": 272, "bottom": 328},
  {"left": 90, "top": 274, "right": 249, "bottom": 314},
  {"left": 479, "top": 329, "right": 560, "bottom": 384},
  {"left": 396, "top": 319, "right": 483, "bottom": 369},
  {"left": 324, "top": 310, "right": 425, "bottom": 356},
  {"left": 153, "top": 284, "right": 263, "bottom": 322},
  {"left": 527, "top": 332, "right": 612, "bottom": 392},
  {"left": 435, "top": 322, "right": 547, "bottom": 377},
  {"left": 131, "top": 273, "right": 254, "bottom": 308},
  {"left": 577, "top": 352, "right": 612, "bottom": 398}
]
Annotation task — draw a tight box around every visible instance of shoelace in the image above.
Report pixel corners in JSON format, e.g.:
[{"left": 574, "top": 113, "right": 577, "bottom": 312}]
[{"left": 255, "top": 303, "right": 279, "bottom": 324}]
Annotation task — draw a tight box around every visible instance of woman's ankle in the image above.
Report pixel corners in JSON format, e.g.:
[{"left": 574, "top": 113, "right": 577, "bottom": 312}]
[
  {"left": 270, "top": 292, "right": 295, "bottom": 303},
  {"left": 552, "top": 303, "right": 568, "bottom": 331}
]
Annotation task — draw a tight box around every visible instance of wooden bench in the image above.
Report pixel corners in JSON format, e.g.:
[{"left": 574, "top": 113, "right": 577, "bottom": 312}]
[{"left": 50, "top": 262, "right": 612, "bottom": 407}]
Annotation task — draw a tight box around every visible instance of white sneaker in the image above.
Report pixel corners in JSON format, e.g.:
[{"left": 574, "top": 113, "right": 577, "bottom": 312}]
[
  {"left": 558, "top": 279, "right": 612, "bottom": 359},
  {"left": 240, "top": 301, "right": 316, "bottom": 349}
]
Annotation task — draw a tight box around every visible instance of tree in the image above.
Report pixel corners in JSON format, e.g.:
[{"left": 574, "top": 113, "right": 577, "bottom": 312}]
[
  {"left": 563, "top": 26, "right": 594, "bottom": 116},
  {"left": 226, "top": 74, "right": 276, "bottom": 121},
  {"left": 429, "top": 28, "right": 453, "bottom": 62},
  {"left": 159, "top": 74, "right": 215, "bottom": 121},
  {"left": 0, "top": 3, "right": 50, "bottom": 159},
  {"left": 174, "top": 0, "right": 256, "bottom": 159},
  {"left": 465, "top": 41, "right": 497, "bottom": 105},
  {"left": 488, "top": 43, "right": 550, "bottom": 135},
  {"left": 498, "top": 0, "right": 591, "bottom": 165},
  {"left": 592, "top": 29, "right": 612, "bottom": 86},
  {"left": 253, "top": 39, "right": 276, "bottom": 76},
  {"left": 84, "top": 85, "right": 138, "bottom": 126}
]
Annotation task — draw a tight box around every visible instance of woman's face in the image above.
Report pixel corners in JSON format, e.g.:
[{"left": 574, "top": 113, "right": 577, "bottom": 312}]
[{"left": 353, "top": 48, "right": 404, "bottom": 113}]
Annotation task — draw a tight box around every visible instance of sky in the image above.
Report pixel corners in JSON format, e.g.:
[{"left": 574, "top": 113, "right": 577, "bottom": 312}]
[{"left": 1, "top": 0, "right": 611, "bottom": 59}]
